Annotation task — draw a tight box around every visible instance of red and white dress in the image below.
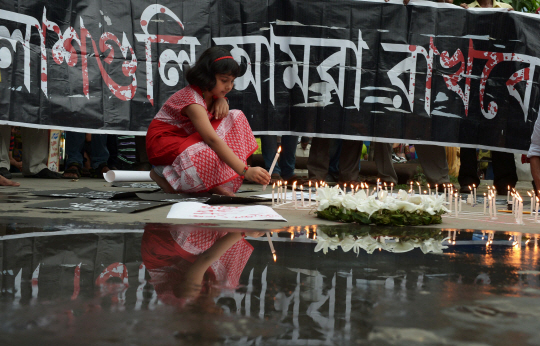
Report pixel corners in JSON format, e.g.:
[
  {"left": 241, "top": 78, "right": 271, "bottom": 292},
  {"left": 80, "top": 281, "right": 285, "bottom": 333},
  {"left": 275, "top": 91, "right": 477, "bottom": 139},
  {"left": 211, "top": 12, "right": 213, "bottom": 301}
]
[{"left": 146, "top": 85, "right": 258, "bottom": 194}]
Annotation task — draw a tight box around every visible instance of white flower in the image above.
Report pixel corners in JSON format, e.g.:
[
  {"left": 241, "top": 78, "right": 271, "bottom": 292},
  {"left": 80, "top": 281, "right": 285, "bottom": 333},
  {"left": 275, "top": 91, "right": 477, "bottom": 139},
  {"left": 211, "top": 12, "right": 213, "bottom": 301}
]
[
  {"left": 340, "top": 235, "right": 362, "bottom": 255},
  {"left": 357, "top": 197, "right": 384, "bottom": 217},
  {"left": 394, "top": 200, "right": 420, "bottom": 213},
  {"left": 419, "top": 237, "right": 449, "bottom": 254},
  {"left": 316, "top": 186, "right": 342, "bottom": 211},
  {"left": 397, "top": 189, "right": 409, "bottom": 200},
  {"left": 389, "top": 239, "right": 415, "bottom": 253},
  {"left": 314, "top": 232, "right": 341, "bottom": 254},
  {"left": 342, "top": 194, "right": 359, "bottom": 210}
]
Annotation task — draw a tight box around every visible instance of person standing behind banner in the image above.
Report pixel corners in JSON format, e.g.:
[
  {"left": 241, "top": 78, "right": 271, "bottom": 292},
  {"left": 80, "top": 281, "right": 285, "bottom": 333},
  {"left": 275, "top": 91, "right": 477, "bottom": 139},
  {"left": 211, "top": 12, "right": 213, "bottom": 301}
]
[
  {"left": 0, "top": 125, "right": 63, "bottom": 180},
  {"left": 457, "top": 0, "right": 516, "bottom": 194},
  {"left": 146, "top": 47, "right": 270, "bottom": 196},
  {"left": 62, "top": 132, "right": 110, "bottom": 179}
]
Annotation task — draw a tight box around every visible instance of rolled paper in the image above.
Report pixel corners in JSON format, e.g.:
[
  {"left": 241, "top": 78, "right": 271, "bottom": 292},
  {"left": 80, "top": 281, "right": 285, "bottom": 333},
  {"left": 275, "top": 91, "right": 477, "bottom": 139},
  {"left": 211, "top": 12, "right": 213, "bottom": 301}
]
[{"left": 104, "top": 170, "right": 152, "bottom": 183}]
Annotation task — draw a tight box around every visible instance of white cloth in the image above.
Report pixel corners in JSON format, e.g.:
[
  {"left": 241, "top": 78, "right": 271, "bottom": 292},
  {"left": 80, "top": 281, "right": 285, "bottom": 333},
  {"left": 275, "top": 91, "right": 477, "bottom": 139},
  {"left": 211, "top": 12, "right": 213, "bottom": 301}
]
[{"left": 528, "top": 116, "right": 540, "bottom": 158}]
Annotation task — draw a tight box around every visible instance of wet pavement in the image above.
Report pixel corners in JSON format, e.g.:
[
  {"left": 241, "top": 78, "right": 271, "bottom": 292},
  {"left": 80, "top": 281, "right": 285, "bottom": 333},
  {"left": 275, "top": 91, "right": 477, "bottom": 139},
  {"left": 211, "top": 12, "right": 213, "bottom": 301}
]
[{"left": 1, "top": 219, "right": 539, "bottom": 345}]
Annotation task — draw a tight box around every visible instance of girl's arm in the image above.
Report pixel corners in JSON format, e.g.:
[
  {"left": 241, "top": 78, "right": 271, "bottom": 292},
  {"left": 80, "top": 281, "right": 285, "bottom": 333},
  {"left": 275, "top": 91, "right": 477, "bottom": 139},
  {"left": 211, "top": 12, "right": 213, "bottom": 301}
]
[{"left": 184, "top": 104, "right": 270, "bottom": 184}]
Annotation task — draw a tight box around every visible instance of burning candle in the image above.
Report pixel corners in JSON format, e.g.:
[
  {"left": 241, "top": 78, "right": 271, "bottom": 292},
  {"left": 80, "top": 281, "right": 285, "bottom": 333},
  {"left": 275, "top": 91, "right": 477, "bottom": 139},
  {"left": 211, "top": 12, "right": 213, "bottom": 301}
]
[
  {"left": 410, "top": 181, "right": 413, "bottom": 194},
  {"left": 528, "top": 191, "right": 534, "bottom": 215},
  {"left": 301, "top": 185, "right": 305, "bottom": 207},
  {"left": 483, "top": 193, "right": 487, "bottom": 215},
  {"left": 377, "top": 178, "right": 380, "bottom": 194},
  {"left": 428, "top": 184, "right": 431, "bottom": 196},
  {"left": 293, "top": 181, "right": 297, "bottom": 209},
  {"left": 472, "top": 184, "right": 477, "bottom": 201},
  {"left": 417, "top": 181, "right": 421, "bottom": 196},
  {"left": 459, "top": 195, "right": 462, "bottom": 212},
  {"left": 284, "top": 181, "right": 287, "bottom": 203},
  {"left": 534, "top": 197, "right": 538, "bottom": 222},
  {"left": 272, "top": 183, "right": 275, "bottom": 207},
  {"left": 507, "top": 185, "right": 510, "bottom": 203},
  {"left": 390, "top": 183, "right": 394, "bottom": 196},
  {"left": 315, "top": 182, "right": 319, "bottom": 206},
  {"left": 384, "top": 182, "right": 388, "bottom": 191},
  {"left": 263, "top": 146, "right": 281, "bottom": 191},
  {"left": 455, "top": 193, "right": 458, "bottom": 217},
  {"left": 488, "top": 195, "right": 492, "bottom": 217},
  {"left": 309, "top": 181, "right": 312, "bottom": 206},
  {"left": 448, "top": 191, "right": 452, "bottom": 212},
  {"left": 435, "top": 184, "right": 438, "bottom": 197}
]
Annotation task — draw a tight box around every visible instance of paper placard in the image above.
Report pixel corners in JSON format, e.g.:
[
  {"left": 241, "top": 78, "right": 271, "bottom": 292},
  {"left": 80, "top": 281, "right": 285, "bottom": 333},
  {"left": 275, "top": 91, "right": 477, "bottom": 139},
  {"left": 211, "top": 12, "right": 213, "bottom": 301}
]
[
  {"left": 104, "top": 170, "right": 152, "bottom": 183},
  {"left": 166, "top": 202, "right": 287, "bottom": 221}
]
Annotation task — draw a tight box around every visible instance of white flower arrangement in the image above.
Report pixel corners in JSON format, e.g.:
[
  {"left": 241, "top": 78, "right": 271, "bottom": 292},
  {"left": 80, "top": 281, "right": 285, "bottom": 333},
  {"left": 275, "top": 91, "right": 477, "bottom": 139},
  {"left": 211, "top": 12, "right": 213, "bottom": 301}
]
[{"left": 315, "top": 186, "right": 449, "bottom": 226}]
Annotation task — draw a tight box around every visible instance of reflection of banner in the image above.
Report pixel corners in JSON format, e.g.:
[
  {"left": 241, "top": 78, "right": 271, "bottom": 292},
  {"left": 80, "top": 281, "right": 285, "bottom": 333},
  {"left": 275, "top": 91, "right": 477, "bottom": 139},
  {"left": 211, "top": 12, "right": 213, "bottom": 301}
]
[{"left": 0, "top": 1, "right": 539, "bottom": 152}]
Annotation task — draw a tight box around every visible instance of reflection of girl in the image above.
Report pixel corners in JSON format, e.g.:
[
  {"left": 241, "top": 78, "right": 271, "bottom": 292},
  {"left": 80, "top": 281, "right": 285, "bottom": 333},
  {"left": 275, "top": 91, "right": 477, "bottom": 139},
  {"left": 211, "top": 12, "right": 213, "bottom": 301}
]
[{"left": 141, "top": 225, "right": 262, "bottom": 308}]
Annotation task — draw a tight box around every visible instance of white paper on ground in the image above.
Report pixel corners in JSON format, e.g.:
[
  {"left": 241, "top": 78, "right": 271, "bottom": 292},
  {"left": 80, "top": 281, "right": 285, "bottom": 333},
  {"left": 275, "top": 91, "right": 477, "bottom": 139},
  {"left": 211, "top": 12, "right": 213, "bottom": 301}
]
[
  {"left": 104, "top": 170, "right": 152, "bottom": 183},
  {"left": 166, "top": 202, "right": 287, "bottom": 221}
]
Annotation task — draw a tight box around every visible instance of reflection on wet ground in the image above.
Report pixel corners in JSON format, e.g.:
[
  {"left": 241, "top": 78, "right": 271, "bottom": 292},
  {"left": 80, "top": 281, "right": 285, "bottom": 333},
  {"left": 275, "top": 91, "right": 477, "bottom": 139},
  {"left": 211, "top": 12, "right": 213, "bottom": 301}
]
[{"left": 0, "top": 221, "right": 539, "bottom": 345}]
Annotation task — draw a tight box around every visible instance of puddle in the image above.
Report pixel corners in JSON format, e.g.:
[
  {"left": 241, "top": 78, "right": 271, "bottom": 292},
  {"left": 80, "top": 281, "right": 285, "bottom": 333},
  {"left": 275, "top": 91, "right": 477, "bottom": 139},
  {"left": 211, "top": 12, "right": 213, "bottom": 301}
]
[{"left": 0, "top": 221, "right": 538, "bottom": 345}]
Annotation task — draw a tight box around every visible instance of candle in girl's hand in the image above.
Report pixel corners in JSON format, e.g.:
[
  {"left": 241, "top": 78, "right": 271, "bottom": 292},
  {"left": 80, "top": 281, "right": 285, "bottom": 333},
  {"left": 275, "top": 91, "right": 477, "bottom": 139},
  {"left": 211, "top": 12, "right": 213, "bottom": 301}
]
[{"left": 263, "top": 146, "right": 281, "bottom": 191}]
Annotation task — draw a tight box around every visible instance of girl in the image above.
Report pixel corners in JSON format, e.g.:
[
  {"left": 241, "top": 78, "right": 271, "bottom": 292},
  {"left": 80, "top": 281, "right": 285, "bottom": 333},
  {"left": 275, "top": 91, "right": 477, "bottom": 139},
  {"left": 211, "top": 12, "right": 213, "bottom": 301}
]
[{"left": 146, "top": 47, "right": 270, "bottom": 196}]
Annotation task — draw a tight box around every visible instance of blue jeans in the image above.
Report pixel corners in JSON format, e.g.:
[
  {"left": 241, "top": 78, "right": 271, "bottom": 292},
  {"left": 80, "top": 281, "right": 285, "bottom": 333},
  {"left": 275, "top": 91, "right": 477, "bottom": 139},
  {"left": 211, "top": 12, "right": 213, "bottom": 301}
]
[
  {"left": 65, "top": 132, "right": 109, "bottom": 169},
  {"left": 260, "top": 135, "right": 298, "bottom": 179}
]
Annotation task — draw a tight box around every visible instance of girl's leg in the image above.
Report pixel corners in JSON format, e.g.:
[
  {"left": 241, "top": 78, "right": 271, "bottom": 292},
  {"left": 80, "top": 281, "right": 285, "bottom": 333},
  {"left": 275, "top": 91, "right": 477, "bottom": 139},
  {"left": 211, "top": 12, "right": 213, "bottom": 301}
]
[
  {"left": 150, "top": 168, "right": 176, "bottom": 194},
  {"left": 208, "top": 185, "right": 235, "bottom": 197}
]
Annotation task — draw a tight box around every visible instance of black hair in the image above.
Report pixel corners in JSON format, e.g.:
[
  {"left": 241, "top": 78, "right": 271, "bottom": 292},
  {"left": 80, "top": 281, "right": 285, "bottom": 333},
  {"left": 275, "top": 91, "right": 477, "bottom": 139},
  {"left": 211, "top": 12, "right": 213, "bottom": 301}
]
[{"left": 185, "top": 46, "right": 240, "bottom": 92}]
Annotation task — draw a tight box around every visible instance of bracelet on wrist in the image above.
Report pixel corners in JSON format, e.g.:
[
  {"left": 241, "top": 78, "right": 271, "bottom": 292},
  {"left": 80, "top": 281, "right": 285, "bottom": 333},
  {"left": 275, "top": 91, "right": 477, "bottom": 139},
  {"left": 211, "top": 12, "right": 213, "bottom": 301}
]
[{"left": 241, "top": 165, "right": 249, "bottom": 177}]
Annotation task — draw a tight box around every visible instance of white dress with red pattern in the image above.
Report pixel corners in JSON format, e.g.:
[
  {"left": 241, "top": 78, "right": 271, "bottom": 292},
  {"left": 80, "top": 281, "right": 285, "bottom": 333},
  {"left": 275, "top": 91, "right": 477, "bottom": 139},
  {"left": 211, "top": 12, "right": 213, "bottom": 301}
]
[{"left": 146, "top": 85, "right": 258, "bottom": 194}]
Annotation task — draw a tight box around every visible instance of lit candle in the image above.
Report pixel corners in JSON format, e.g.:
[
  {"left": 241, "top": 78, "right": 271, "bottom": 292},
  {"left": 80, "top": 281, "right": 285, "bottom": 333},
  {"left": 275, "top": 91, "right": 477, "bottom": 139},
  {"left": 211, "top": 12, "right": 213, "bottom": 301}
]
[
  {"left": 472, "top": 184, "right": 477, "bottom": 201},
  {"left": 488, "top": 195, "right": 492, "bottom": 217},
  {"left": 384, "top": 182, "right": 388, "bottom": 191},
  {"left": 428, "top": 184, "right": 431, "bottom": 196},
  {"left": 377, "top": 178, "right": 380, "bottom": 194},
  {"left": 529, "top": 191, "right": 533, "bottom": 215},
  {"left": 534, "top": 197, "right": 538, "bottom": 222},
  {"left": 277, "top": 181, "right": 281, "bottom": 204},
  {"left": 435, "top": 184, "right": 438, "bottom": 197},
  {"left": 301, "top": 185, "right": 305, "bottom": 207},
  {"left": 390, "top": 183, "right": 394, "bottom": 196},
  {"left": 410, "top": 181, "right": 413, "bottom": 193},
  {"left": 469, "top": 185, "right": 473, "bottom": 205},
  {"left": 263, "top": 146, "right": 281, "bottom": 191},
  {"left": 455, "top": 193, "right": 458, "bottom": 217},
  {"left": 417, "top": 182, "right": 421, "bottom": 195},
  {"left": 309, "top": 181, "right": 312, "bottom": 206},
  {"left": 443, "top": 184, "right": 447, "bottom": 201},
  {"left": 459, "top": 194, "right": 462, "bottom": 212},
  {"left": 483, "top": 193, "right": 487, "bottom": 215},
  {"left": 507, "top": 185, "right": 510, "bottom": 203},
  {"left": 315, "top": 182, "right": 319, "bottom": 206},
  {"left": 448, "top": 191, "right": 452, "bottom": 212},
  {"left": 284, "top": 181, "right": 287, "bottom": 204},
  {"left": 272, "top": 183, "right": 275, "bottom": 207},
  {"left": 293, "top": 181, "right": 297, "bottom": 209},
  {"left": 493, "top": 194, "right": 497, "bottom": 218}
]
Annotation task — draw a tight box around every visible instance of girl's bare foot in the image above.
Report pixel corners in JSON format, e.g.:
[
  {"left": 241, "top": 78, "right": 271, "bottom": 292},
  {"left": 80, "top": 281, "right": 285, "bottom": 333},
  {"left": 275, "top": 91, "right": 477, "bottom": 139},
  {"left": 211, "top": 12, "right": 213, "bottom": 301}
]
[
  {"left": 150, "top": 169, "right": 176, "bottom": 194},
  {"left": 0, "top": 175, "right": 20, "bottom": 187},
  {"left": 209, "top": 185, "right": 235, "bottom": 197}
]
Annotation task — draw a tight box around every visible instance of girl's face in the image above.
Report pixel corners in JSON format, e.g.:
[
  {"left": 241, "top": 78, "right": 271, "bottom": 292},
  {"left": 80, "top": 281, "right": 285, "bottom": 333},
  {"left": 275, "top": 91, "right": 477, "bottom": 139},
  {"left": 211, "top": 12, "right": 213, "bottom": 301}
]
[{"left": 210, "top": 74, "right": 235, "bottom": 98}]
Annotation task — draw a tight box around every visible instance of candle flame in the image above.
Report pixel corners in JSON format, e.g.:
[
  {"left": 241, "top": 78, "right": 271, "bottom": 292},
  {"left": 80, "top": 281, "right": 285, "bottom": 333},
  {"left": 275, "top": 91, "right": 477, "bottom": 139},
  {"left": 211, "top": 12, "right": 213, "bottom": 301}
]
[
  {"left": 273, "top": 182, "right": 275, "bottom": 188},
  {"left": 468, "top": 185, "right": 472, "bottom": 191},
  {"left": 528, "top": 191, "right": 532, "bottom": 197},
  {"left": 416, "top": 182, "right": 420, "bottom": 186},
  {"left": 473, "top": 184, "right": 476, "bottom": 188},
  {"left": 273, "top": 253, "right": 277, "bottom": 262},
  {"left": 291, "top": 233, "right": 294, "bottom": 240},
  {"left": 277, "top": 146, "right": 282, "bottom": 153},
  {"left": 309, "top": 181, "right": 312, "bottom": 187}
]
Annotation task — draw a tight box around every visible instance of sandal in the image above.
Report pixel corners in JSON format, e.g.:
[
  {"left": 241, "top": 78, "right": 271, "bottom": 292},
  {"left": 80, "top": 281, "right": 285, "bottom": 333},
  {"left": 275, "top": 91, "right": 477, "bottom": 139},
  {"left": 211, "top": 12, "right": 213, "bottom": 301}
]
[
  {"left": 90, "top": 163, "right": 110, "bottom": 178},
  {"left": 62, "top": 163, "right": 82, "bottom": 179}
]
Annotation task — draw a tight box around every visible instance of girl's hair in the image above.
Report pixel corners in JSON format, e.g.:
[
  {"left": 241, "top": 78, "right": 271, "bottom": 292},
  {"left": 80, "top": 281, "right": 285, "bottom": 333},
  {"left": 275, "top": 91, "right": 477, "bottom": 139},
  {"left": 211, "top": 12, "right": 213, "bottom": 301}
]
[{"left": 186, "top": 46, "right": 239, "bottom": 91}]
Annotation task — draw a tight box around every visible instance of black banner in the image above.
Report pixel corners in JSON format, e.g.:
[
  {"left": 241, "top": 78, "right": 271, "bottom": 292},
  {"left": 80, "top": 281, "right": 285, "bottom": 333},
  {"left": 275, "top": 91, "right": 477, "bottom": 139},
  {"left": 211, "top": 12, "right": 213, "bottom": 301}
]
[{"left": 0, "top": 0, "right": 539, "bottom": 152}]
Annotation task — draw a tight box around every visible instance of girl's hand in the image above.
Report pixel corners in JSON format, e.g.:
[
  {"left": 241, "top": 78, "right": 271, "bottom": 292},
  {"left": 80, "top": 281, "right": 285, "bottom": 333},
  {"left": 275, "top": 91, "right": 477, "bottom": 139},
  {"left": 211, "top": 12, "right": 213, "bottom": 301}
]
[
  {"left": 244, "top": 167, "right": 270, "bottom": 185},
  {"left": 210, "top": 98, "right": 230, "bottom": 120}
]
